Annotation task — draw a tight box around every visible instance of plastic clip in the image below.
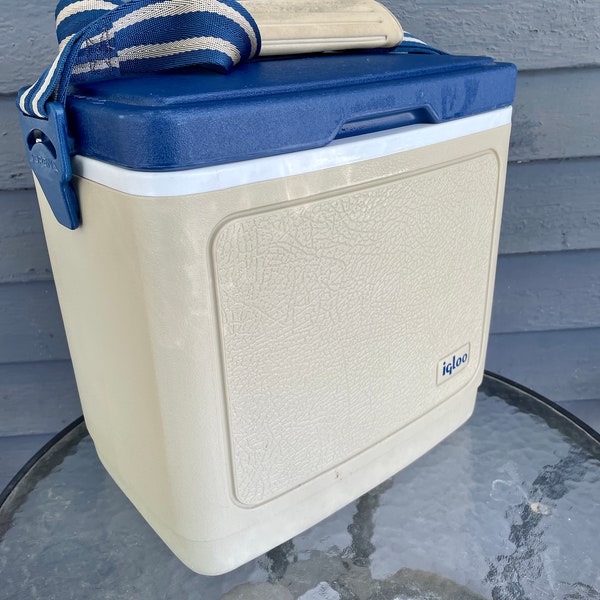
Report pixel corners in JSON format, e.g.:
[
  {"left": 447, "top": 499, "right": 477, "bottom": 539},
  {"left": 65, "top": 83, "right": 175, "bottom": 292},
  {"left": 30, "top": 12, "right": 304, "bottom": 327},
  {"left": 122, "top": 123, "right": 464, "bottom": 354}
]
[{"left": 19, "top": 102, "right": 80, "bottom": 230}]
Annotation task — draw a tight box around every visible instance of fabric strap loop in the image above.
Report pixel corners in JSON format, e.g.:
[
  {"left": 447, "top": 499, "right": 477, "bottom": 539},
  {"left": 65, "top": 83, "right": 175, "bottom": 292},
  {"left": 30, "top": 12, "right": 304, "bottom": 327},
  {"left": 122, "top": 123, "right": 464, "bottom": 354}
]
[{"left": 18, "top": 0, "right": 261, "bottom": 119}]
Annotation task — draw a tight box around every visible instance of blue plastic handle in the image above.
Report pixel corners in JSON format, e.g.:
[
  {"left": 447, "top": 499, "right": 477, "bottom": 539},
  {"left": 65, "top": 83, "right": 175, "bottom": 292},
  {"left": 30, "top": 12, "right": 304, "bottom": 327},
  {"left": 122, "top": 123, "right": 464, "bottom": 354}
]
[{"left": 19, "top": 102, "right": 80, "bottom": 230}]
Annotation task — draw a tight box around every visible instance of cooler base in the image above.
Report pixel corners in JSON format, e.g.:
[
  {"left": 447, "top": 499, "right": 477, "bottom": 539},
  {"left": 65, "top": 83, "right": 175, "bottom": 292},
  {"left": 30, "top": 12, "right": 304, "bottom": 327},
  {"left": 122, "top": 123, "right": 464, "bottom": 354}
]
[{"left": 91, "top": 376, "right": 480, "bottom": 576}]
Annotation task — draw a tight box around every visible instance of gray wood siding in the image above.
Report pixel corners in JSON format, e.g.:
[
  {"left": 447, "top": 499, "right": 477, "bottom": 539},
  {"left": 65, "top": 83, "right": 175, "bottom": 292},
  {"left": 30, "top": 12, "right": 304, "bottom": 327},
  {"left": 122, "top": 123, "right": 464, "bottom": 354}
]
[
  {"left": 0, "top": 361, "right": 79, "bottom": 436},
  {"left": 487, "top": 328, "right": 600, "bottom": 403},
  {"left": 0, "top": 190, "right": 52, "bottom": 283},
  {"left": 1, "top": 0, "right": 599, "bottom": 485},
  {"left": 499, "top": 159, "right": 600, "bottom": 255},
  {"left": 509, "top": 68, "right": 600, "bottom": 162},
  {"left": 382, "top": 0, "right": 600, "bottom": 70},
  {"left": 3, "top": 0, "right": 597, "bottom": 93},
  {"left": 492, "top": 250, "right": 600, "bottom": 334},
  {"left": 0, "top": 282, "right": 69, "bottom": 363}
]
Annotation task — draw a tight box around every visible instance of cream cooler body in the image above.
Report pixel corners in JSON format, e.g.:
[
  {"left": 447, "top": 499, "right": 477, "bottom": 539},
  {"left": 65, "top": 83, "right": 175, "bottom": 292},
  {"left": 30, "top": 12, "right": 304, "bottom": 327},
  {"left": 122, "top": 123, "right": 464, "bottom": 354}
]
[{"left": 33, "top": 52, "right": 516, "bottom": 574}]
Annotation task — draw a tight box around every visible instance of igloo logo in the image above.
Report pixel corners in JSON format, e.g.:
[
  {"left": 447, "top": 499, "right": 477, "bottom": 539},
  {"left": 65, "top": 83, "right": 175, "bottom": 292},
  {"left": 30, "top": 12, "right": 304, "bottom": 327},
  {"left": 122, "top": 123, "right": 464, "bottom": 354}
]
[{"left": 437, "top": 344, "right": 470, "bottom": 385}]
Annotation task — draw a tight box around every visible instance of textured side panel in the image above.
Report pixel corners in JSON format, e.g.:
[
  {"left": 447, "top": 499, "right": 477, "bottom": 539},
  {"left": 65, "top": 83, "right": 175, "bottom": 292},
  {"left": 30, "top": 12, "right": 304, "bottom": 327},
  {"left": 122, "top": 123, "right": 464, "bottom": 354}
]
[
  {"left": 486, "top": 328, "right": 600, "bottom": 403},
  {"left": 0, "top": 361, "right": 80, "bottom": 436},
  {"left": 381, "top": 0, "right": 600, "bottom": 70},
  {"left": 491, "top": 250, "right": 600, "bottom": 334},
  {"left": 0, "top": 281, "right": 70, "bottom": 363},
  {"left": 500, "top": 158, "right": 600, "bottom": 254},
  {"left": 214, "top": 152, "right": 501, "bottom": 505},
  {"left": 0, "top": 189, "right": 52, "bottom": 283}
]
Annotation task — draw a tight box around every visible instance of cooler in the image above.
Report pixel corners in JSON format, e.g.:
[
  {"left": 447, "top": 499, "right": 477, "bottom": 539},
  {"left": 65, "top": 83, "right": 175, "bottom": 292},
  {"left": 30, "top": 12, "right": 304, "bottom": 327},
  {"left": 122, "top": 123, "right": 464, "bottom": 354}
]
[{"left": 28, "top": 51, "right": 516, "bottom": 574}]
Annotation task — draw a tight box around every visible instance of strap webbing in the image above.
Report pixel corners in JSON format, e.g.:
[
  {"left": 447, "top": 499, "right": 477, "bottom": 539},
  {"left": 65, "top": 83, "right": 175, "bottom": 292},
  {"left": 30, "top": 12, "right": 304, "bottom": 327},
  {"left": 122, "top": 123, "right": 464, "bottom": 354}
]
[
  {"left": 17, "top": 0, "right": 444, "bottom": 120},
  {"left": 18, "top": 0, "right": 261, "bottom": 118}
]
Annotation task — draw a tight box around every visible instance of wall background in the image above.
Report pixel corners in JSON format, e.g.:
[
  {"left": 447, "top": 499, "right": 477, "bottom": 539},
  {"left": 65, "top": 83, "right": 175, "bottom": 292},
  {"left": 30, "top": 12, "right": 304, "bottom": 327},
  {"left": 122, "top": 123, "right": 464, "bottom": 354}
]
[{"left": 1, "top": 0, "right": 599, "bottom": 489}]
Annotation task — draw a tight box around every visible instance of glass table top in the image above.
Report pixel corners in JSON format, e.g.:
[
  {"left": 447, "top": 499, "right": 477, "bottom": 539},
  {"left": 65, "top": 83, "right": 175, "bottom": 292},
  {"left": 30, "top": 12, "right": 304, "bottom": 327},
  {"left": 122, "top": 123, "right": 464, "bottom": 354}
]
[{"left": 1, "top": 373, "right": 599, "bottom": 599}]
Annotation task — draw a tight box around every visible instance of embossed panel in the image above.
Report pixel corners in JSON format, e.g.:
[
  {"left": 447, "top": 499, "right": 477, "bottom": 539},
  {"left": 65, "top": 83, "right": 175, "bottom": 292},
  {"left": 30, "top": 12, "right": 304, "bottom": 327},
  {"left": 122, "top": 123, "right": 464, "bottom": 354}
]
[{"left": 213, "top": 152, "right": 500, "bottom": 505}]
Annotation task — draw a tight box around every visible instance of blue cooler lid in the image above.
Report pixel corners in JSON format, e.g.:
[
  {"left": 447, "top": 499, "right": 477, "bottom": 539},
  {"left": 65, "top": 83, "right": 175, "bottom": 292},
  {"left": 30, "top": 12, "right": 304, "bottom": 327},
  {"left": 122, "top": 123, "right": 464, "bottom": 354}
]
[{"left": 66, "top": 52, "right": 516, "bottom": 171}]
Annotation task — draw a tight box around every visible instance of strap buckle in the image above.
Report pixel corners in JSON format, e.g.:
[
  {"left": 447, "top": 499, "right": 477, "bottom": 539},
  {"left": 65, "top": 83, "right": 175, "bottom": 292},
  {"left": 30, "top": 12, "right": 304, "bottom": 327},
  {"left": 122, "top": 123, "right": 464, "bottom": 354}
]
[{"left": 19, "top": 102, "right": 80, "bottom": 230}]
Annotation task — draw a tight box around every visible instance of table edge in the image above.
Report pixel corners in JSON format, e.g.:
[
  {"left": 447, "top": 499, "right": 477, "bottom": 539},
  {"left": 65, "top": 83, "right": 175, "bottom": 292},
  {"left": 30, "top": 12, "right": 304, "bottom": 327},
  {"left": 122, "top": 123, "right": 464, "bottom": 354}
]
[
  {"left": 0, "top": 416, "right": 85, "bottom": 508},
  {"left": 483, "top": 370, "right": 600, "bottom": 443}
]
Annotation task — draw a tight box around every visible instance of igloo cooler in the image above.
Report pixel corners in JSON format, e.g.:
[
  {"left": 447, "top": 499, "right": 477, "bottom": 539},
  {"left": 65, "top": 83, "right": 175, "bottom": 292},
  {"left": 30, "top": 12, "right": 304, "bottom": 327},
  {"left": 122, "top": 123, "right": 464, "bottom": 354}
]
[{"left": 30, "top": 51, "right": 516, "bottom": 574}]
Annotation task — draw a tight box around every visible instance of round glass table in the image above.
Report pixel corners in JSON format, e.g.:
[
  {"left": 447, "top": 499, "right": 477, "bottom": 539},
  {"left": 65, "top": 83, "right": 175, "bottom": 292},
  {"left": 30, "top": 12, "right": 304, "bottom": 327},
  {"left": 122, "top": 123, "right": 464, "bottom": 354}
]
[{"left": 1, "top": 373, "right": 599, "bottom": 599}]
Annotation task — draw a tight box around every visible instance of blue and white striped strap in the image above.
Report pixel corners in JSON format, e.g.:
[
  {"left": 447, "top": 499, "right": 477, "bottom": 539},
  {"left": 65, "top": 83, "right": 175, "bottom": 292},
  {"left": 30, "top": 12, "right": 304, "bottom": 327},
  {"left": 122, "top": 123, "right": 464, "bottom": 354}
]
[{"left": 18, "top": 0, "right": 261, "bottom": 119}]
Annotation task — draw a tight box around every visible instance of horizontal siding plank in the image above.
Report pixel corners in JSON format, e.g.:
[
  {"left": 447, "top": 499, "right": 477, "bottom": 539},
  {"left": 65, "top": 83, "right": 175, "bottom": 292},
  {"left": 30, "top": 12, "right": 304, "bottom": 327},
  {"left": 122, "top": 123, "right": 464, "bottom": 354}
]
[
  {"left": 500, "top": 158, "right": 600, "bottom": 255},
  {"left": 509, "top": 67, "right": 600, "bottom": 161},
  {"left": 0, "top": 0, "right": 55, "bottom": 94},
  {"left": 491, "top": 250, "right": 600, "bottom": 334},
  {"left": 1, "top": 251, "right": 597, "bottom": 362},
  {"left": 0, "top": 281, "right": 70, "bottom": 363},
  {"left": 3, "top": 0, "right": 599, "bottom": 94},
  {"left": 382, "top": 0, "right": 600, "bottom": 71},
  {"left": 1, "top": 160, "right": 596, "bottom": 282},
  {"left": 0, "top": 96, "right": 33, "bottom": 189},
  {"left": 0, "top": 189, "right": 52, "bottom": 283},
  {"left": 0, "top": 361, "right": 80, "bottom": 437},
  {"left": 4, "top": 68, "right": 600, "bottom": 188},
  {"left": 1, "top": 159, "right": 598, "bottom": 280},
  {"left": 0, "top": 433, "right": 54, "bottom": 493},
  {"left": 486, "top": 328, "right": 600, "bottom": 403}
]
